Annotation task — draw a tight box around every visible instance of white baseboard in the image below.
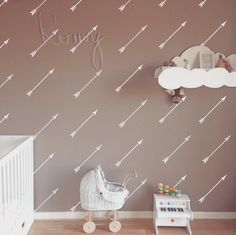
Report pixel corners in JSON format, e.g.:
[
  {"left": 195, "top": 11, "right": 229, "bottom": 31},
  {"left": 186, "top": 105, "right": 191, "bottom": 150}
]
[{"left": 34, "top": 211, "right": 236, "bottom": 220}]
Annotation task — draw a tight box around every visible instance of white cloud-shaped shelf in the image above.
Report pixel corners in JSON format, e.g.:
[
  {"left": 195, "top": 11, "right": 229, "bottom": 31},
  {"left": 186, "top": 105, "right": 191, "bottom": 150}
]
[{"left": 158, "top": 67, "right": 236, "bottom": 89}]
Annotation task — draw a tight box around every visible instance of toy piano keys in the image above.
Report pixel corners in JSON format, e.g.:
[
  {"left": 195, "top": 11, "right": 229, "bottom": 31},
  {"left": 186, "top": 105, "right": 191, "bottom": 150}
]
[{"left": 153, "top": 194, "right": 193, "bottom": 235}]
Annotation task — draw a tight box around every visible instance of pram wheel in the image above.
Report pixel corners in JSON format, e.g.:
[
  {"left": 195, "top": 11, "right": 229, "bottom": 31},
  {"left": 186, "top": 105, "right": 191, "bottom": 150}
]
[
  {"left": 109, "top": 221, "right": 121, "bottom": 233},
  {"left": 83, "top": 221, "right": 96, "bottom": 233}
]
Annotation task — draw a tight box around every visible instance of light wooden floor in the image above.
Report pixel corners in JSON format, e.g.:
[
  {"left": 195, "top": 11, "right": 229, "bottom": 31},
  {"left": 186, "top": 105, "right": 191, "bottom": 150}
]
[{"left": 28, "top": 219, "right": 236, "bottom": 235}]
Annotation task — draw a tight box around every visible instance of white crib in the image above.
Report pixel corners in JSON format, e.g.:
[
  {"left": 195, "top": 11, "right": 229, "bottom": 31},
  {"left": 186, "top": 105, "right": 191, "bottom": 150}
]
[{"left": 0, "top": 135, "right": 34, "bottom": 235}]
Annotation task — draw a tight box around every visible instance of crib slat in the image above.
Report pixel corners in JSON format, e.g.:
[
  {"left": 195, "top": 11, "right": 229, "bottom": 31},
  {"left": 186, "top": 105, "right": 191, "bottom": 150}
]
[{"left": 0, "top": 136, "right": 34, "bottom": 235}]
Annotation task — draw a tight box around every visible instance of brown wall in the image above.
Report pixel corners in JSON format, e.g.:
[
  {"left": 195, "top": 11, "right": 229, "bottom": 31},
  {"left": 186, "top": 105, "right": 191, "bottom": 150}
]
[{"left": 0, "top": 0, "right": 236, "bottom": 212}]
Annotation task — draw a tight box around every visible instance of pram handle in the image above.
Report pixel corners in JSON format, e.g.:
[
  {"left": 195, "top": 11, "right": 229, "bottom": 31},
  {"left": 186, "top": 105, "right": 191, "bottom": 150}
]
[{"left": 122, "top": 170, "right": 138, "bottom": 186}]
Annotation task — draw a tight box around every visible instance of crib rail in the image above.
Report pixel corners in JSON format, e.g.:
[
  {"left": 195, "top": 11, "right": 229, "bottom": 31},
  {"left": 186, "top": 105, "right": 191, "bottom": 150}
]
[{"left": 0, "top": 136, "right": 34, "bottom": 235}]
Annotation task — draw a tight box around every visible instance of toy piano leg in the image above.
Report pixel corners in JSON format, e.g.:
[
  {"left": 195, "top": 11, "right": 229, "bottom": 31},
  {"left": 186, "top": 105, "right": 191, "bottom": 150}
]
[
  {"left": 187, "top": 220, "right": 192, "bottom": 235},
  {"left": 83, "top": 211, "right": 96, "bottom": 234},
  {"left": 109, "top": 210, "right": 121, "bottom": 233},
  {"left": 155, "top": 225, "right": 159, "bottom": 235}
]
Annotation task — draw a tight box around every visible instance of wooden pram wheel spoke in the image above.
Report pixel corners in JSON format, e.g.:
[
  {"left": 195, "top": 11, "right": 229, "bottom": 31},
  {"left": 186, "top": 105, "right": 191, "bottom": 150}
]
[
  {"left": 83, "top": 221, "right": 96, "bottom": 233},
  {"left": 109, "top": 221, "right": 122, "bottom": 233}
]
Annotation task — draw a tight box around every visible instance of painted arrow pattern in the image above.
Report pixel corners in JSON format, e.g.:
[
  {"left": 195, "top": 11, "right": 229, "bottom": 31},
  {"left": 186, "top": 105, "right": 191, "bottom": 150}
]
[
  {"left": 119, "top": 100, "right": 147, "bottom": 128},
  {"left": 159, "top": 96, "right": 187, "bottom": 124},
  {"left": 119, "top": 25, "right": 148, "bottom": 54},
  {"left": 199, "top": 96, "right": 226, "bottom": 124},
  {"left": 70, "top": 0, "right": 83, "bottom": 12},
  {"left": 70, "top": 201, "right": 81, "bottom": 212},
  {"left": 34, "top": 113, "right": 59, "bottom": 140},
  {"left": 162, "top": 135, "right": 191, "bottom": 164},
  {"left": 74, "top": 145, "right": 102, "bottom": 173},
  {"left": 174, "top": 175, "right": 187, "bottom": 188},
  {"left": 74, "top": 70, "right": 102, "bottom": 98},
  {"left": 119, "top": 0, "right": 132, "bottom": 12},
  {"left": 159, "top": 0, "right": 168, "bottom": 8},
  {"left": 199, "top": 175, "right": 227, "bottom": 203},
  {"left": 0, "top": 113, "right": 9, "bottom": 126},
  {"left": 30, "top": 29, "right": 59, "bottom": 57},
  {"left": 159, "top": 21, "right": 187, "bottom": 49},
  {"left": 0, "top": 38, "right": 9, "bottom": 50},
  {"left": 0, "top": 74, "right": 14, "bottom": 90},
  {"left": 201, "top": 21, "right": 227, "bottom": 46},
  {"left": 35, "top": 188, "right": 59, "bottom": 212},
  {"left": 70, "top": 110, "right": 98, "bottom": 138},
  {"left": 30, "top": 0, "right": 48, "bottom": 16},
  {"left": 34, "top": 153, "right": 55, "bottom": 174},
  {"left": 70, "top": 25, "right": 98, "bottom": 53},
  {"left": 115, "top": 139, "right": 143, "bottom": 167},
  {"left": 26, "top": 68, "right": 55, "bottom": 97},
  {"left": 199, "top": 0, "right": 207, "bottom": 7},
  {"left": 202, "top": 136, "right": 231, "bottom": 164},
  {"left": 125, "top": 179, "right": 147, "bottom": 201},
  {"left": 115, "top": 65, "right": 143, "bottom": 93},
  {"left": 0, "top": 0, "right": 8, "bottom": 8}
]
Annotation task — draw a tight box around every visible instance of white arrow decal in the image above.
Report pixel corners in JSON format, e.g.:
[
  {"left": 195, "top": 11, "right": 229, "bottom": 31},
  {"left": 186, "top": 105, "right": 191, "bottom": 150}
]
[
  {"left": 199, "top": 0, "right": 207, "bottom": 7},
  {"left": 26, "top": 68, "right": 55, "bottom": 97},
  {"left": 201, "top": 21, "right": 227, "bottom": 46},
  {"left": 162, "top": 135, "right": 191, "bottom": 164},
  {"left": 70, "top": 25, "right": 98, "bottom": 53},
  {"left": 199, "top": 96, "right": 226, "bottom": 124},
  {"left": 125, "top": 179, "right": 147, "bottom": 201},
  {"left": 115, "top": 65, "right": 143, "bottom": 93},
  {"left": 30, "top": 29, "right": 59, "bottom": 57},
  {"left": 70, "top": 110, "right": 98, "bottom": 138},
  {"left": 70, "top": 0, "right": 83, "bottom": 12},
  {"left": 159, "top": 96, "right": 186, "bottom": 124},
  {"left": 0, "top": 38, "right": 9, "bottom": 49},
  {"left": 35, "top": 188, "right": 59, "bottom": 212},
  {"left": 159, "top": 21, "right": 187, "bottom": 49},
  {"left": 202, "top": 136, "right": 231, "bottom": 164},
  {"left": 70, "top": 201, "right": 81, "bottom": 212},
  {"left": 30, "top": 0, "right": 47, "bottom": 16},
  {"left": 119, "top": 0, "right": 132, "bottom": 12},
  {"left": 0, "top": 0, "right": 8, "bottom": 8},
  {"left": 119, "top": 99, "right": 147, "bottom": 128},
  {"left": 0, "top": 113, "right": 9, "bottom": 125},
  {"left": 159, "top": 0, "right": 168, "bottom": 8},
  {"left": 34, "top": 113, "right": 59, "bottom": 140},
  {"left": 174, "top": 174, "right": 187, "bottom": 188},
  {"left": 0, "top": 74, "right": 14, "bottom": 90},
  {"left": 199, "top": 175, "right": 227, "bottom": 203},
  {"left": 115, "top": 139, "right": 143, "bottom": 167},
  {"left": 34, "top": 153, "right": 55, "bottom": 174},
  {"left": 119, "top": 25, "right": 147, "bottom": 53},
  {"left": 74, "top": 145, "right": 102, "bottom": 173},
  {"left": 74, "top": 70, "right": 102, "bottom": 98}
]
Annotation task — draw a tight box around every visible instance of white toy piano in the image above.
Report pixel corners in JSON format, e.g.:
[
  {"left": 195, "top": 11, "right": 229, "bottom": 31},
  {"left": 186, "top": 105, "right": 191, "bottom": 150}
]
[{"left": 153, "top": 194, "right": 193, "bottom": 235}]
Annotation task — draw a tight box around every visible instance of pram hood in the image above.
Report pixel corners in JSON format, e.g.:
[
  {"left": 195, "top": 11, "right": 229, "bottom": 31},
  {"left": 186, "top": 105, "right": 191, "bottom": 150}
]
[{"left": 95, "top": 166, "right": 129, "bottom": 204}]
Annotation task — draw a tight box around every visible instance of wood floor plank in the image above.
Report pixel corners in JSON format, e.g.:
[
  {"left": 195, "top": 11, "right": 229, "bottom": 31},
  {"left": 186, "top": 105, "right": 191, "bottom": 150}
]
[{"left": 28, "top": 219, "right": 236, "bottom": 235}]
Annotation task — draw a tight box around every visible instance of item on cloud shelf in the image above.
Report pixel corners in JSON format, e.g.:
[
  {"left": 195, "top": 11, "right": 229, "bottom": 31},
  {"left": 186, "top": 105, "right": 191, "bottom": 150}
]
[
  {"left": 216, "top": 54, "right": 233, "bottom": 72},
  {"left": 157, "top": 182, "right": 182, "bottom": 197}
]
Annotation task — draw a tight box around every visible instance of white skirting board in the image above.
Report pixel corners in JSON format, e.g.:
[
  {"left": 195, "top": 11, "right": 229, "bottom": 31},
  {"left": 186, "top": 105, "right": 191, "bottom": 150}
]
[{"left": 34, "top": 211, "right": 236, "bottom": 220}]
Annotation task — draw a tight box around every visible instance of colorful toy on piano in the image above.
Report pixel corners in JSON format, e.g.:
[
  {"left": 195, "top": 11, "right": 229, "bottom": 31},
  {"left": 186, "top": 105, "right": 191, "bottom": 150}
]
[{"left": 157, "top": 182, "right": 182, "bottom": 197}]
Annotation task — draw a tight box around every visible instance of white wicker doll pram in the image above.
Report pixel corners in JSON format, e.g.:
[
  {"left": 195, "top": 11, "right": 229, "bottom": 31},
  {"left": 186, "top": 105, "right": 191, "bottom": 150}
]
[{"left": 80, "top": 165, "right": 137, "bottom": 233}]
